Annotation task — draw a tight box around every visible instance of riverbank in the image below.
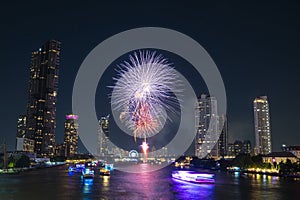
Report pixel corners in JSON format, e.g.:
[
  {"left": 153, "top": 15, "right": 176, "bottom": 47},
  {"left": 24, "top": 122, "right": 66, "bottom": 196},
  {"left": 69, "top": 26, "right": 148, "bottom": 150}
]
[
  {"left": 0, "top": 162, "right": 66, "bottom": 174},
  {"left": 228, "top": 169, "right": 300, "bottom": 179}
]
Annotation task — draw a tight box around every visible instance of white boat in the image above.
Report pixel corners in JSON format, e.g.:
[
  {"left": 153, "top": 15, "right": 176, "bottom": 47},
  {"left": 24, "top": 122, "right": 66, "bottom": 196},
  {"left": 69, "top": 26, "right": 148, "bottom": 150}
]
[{"left": 172, "top": 170, "right": 215, "bottom": 184}]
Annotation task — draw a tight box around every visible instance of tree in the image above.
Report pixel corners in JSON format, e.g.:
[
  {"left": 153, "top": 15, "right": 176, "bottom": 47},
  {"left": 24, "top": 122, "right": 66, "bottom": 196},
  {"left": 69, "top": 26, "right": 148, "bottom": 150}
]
[
  {"left": 232, "top": 154, "right": 254, "bottom": 169},
  {"left": 15, "top": 154, "right": 30, "bottom": 168}
]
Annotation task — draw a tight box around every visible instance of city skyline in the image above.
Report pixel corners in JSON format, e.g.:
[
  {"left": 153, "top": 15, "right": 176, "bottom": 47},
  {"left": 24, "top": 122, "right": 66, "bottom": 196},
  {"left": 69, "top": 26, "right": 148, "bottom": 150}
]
[{"left": 1, "top": 1, "right": 300, "bottom": 153}]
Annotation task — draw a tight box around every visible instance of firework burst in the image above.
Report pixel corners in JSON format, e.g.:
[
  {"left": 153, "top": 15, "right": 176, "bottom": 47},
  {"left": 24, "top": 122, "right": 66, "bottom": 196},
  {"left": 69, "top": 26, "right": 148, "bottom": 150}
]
[{"left": 111, "top": 50, "right": 181, "bottom": 141}]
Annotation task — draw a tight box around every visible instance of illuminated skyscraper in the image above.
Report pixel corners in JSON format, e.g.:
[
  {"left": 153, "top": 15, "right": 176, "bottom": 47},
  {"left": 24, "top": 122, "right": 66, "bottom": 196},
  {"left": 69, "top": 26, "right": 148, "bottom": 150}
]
[
  {"left": 195, "top": 94, "right": 219, "bottom": 158},
  {"left": 26, "top": 40, "right": 61, "bottom": 157},
  {"left": 253, "top": 96, "right": 272, "bottom": 155},
  {"left": 63, "top": 114, "right": 79, "bottom": 158},
  {"left": 98, "top": 115, "right": 110, "bottom": 157}
]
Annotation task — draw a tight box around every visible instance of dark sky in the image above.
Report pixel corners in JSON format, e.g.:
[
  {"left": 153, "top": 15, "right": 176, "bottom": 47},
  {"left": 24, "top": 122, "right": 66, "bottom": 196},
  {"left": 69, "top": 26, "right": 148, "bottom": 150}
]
[{"left": 1, "top": 0, "right": 299, "bottom": 153}]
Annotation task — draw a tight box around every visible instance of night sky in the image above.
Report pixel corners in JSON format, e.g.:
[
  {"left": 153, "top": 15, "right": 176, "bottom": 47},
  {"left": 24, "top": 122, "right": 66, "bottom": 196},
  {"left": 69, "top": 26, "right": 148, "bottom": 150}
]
[{"left": 1, "top": 1, "right": 299, "bottom": 153}]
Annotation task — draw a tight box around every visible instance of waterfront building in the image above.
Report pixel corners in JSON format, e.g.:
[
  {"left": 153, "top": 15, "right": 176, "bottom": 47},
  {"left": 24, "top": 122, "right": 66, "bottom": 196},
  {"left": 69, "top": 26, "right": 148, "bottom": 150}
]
[
  {"left": 253, "top": 96, "right": 272, "bottom": 155},
  {"left": 218, "top": 114, "right": 228, "bottom": 157},
  {"left": 63, "top": 114, "right": 79, "bottom": 158},
  {"left": 26, "top": 40, "right": 61, "bottom": 157},
  {"left": 15, "top": 115, "right": 30, "bottom": 151},
  {"left": 15, "top": 137, "right": 34, "bottom": 153},
  {"left": 54, "top": 143, "right": 65, "bottom": 157},
  {"left": 195, "top": 94, "right": 219, "bottom": 158},
  {"left": 281, "top": 145, "right": 300, "bottom": 158},
  {"left": 98, "top": 115, "right": 110, "bottom": 157},
  {"left": 262, "top": 152, "right": 298, "bottom": 164}
]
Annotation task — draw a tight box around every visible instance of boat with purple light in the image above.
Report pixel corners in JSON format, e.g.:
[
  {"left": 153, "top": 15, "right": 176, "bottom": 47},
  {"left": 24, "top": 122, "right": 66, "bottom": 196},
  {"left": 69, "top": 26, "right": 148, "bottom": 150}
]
[{"left": 172, "top": 170, "right": 215, "bottom": 184}]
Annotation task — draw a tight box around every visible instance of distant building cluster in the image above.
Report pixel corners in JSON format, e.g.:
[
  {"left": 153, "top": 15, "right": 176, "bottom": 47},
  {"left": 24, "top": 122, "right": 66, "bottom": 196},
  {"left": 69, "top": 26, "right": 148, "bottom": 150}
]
[
  {"left": 195, "top": 94, "right": 275, "bottom": 159},
  {"left": 15, "top": 40, "right": 79, "bottom": 159},
  {"left": 12, "top": 40, "right": 297, "bottom": 163}
]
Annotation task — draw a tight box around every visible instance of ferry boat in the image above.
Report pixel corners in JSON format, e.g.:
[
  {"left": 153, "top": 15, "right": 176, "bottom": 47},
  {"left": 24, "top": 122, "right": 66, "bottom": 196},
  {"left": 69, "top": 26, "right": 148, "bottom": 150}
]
[
  {"left": 172, "top": 170, "right": 215, "bottom": 184},
  {"left": 99, "top": 167, "right": 110, "bottom": 176},
  {"left": 75, "top": 163, "right": 85, "bottom": 172},
  {"left": 99, "top": 164, "right": 113, "bottom": 176},
  {"left": 82, "top": 168, "right": 94, "bottom": 178}
]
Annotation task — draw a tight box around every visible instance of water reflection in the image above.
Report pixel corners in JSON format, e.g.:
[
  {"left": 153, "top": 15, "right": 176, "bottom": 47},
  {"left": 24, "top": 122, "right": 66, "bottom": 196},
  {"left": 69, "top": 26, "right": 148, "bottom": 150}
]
[
  {"left": 172, "top": 178, "right": 215, "bottom": 199},
  {"left": 0, "top": 165, "right": 300, "bottom": 200},
  {"left": 82, "top": 178, "right": 94, "bottom": 194}
]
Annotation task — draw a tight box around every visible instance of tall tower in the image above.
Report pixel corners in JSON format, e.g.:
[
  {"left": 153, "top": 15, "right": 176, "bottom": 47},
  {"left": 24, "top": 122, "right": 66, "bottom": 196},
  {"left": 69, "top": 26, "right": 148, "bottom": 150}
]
[
  {"left": 98, "top": 115, "right": 110, "bottom": 157},
  {"left": 253, "top": 96, "right": 272, "bottom": 155},
  {"left": 195, "top": 94, "right": 219, "bottom": 158},
  {"left": 26, "top": 40, "right": 61, "bottom": 157},
  {"left": 63, "top": 114, "right": 79, "bottom": 158},
  {"left": 218, "top": 114, "right": 228, "bottom": 157}
]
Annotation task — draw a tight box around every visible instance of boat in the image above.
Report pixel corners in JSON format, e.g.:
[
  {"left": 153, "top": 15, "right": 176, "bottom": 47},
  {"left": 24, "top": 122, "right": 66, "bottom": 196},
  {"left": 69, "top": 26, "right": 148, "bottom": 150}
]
[
  {"left": 99, "top": 167, "right": 110, "bottom": 176},
  {"left": 68, "top": 166, "right": 75, "bottom": 172},
  {"left": 75, "top": 163, "right": 85, "bottom": 172},
  {"left": 172, "top": 170, "right": 215, "bottom": 184},
  {"left": 82, "top": 168, "right": 94, "bottom": 178},
  {"left": 105, "top": 164, "right": 114, "bottom": 171},
  {"left": 99, "top": 163, "right": 113, "bottom": 176}
]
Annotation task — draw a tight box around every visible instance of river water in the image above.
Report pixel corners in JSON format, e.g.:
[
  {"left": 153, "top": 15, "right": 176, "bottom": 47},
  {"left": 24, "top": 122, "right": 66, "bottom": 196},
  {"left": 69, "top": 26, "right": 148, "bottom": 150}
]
[{"left": 0, "top": 164, "right": 299, "bottom": 200}]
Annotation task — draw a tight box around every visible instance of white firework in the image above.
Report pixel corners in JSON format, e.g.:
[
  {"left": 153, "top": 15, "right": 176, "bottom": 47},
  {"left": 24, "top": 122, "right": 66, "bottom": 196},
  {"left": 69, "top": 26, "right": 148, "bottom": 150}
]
[{"left": 111, "top": 50, "right": 181, "bottom": 140}]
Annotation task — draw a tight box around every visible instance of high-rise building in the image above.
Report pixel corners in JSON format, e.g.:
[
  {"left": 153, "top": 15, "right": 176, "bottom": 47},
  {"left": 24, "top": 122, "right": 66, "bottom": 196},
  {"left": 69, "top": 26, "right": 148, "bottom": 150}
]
[
  {"left": 253, "top": 96, "right": 272, "bottom": 155},
  {"left": 63, "top": 114, "right": 79, "bottom": 158},
  {"left": 98, "top": 115, "right": 110, "bottom": 157},
  {"left": 26, "top": 40, "right": 61, "bottom": 157},
  {"left": 195, "top": 94, "right": 219, "bottom": 158},
  {"left": 218, "top": 114, "right": 228, "bottom": 157},
  {"left": 232, "top": 140, "right": 252, "bottom": 156},
  {"left": 242, "top": 140, "right": 252, "bottom": 154}
]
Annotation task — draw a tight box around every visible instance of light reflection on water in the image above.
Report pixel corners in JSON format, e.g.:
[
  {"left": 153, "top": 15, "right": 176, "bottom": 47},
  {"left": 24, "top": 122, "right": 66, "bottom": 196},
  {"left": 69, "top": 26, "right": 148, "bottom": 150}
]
[{"left": 0, "top": 165, "right": 299, "bottom": 200}]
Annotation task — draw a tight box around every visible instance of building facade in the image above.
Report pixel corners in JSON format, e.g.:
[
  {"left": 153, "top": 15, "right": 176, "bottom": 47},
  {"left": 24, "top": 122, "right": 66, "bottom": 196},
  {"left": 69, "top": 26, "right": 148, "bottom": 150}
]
[
  {"left": 16, "top": 115, "right": 31, "bottom": 152},
  {"left": 282, "top": 145, "right": 300, "bottom": 159},
  {"left": 98, "top": 115, "right": 110, "bottom": 157},
  {"left": 218, "top": 114, "right": 228, "bottom": 157},
  {"left": 232, "top": 140, "right": 252, "bottom": 156},
  {"left": 63, "top": 114, "right": 79, "bottom": 158},
  {"left": 17, "top": 115, "right": 27, "bottom": 138},
  {"left": 262, "top": 152, "right": 298, "bottom": 164},
  {"left": 195, "top": 94, "right": 219, "bottom": 158},
  {"left": 26, "top": 40, "right": 61, "bottom": 157},
  {"left": 253, "top": 96, "right": 272, "bottom": 155},
  {"left": 15, "top": 137, "right": 35, "bottom": 153}
]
